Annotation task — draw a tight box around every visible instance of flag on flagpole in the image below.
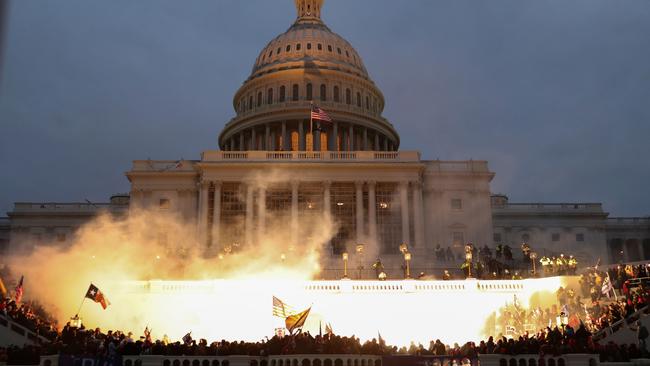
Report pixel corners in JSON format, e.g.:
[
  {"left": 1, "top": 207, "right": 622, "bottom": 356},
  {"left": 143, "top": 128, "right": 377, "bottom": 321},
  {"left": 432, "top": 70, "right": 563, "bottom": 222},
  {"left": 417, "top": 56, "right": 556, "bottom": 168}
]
[
  {"left": 85, "top": 283, "right": 110, "bottom": 309},
  {"left": 285, "top": 306, "right": 311, "bottom": 334},
  {"left": 14, "top": 276, "right": 24, "bottom": 303},
  {"left": 325, "top": 322, "right": 333, "bottom": 336},
  {"left": 182, "top": 332, "right": 193, "bottom": 345},
  {"left": 273, "top": 296, "right": 294, "bottom": 318},
  {"left": 311, "top": 105, "right": 333, "bottom": 123},
  {"left": 602, "top": 274, "right": 614, "bottom": 298}
]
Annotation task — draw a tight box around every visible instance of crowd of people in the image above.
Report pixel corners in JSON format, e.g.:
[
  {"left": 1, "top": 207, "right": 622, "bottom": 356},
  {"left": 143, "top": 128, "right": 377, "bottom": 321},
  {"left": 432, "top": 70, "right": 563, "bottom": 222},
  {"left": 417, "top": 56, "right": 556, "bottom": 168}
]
[{"left": 3, "top": 262, "right": 650, "bottom": 364}]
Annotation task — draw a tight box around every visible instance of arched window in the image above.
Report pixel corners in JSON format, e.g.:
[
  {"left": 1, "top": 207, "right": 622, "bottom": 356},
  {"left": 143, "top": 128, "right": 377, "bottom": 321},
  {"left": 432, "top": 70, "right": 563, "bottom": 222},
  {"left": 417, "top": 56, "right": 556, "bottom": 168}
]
[
  {"left": 320, "top": 84, "right": 327, "bottom": 101},
  {"left": 307, "top": 43, "right": 312, "bottom": 50},
  {"left": 306, "top": 83, "right": 313, "bottom": 101},
  {"left": 279, "top": 86, "right": 286, "bottom": 102},
  {"left": 257, "top": 92, "right": 263, "bottom": 107},
  {"left": 296, "top": 43, "right": 301, "bottom": 51},
  {"left": 277, "top": 47, "right": 281, "bottom": 55},
  {"left": 318, "top": 43, "right": 323, "bottom": 51},
  {"left": 337, "top": 47, "right": 342, "bottom": 54},
  {"left": 356, "top": 92, "right": 362, "bottom": 107},
  {"left": 334, "top": 86, "right": 340, "bottom": 102},
  {"left": 286, "top": 45, "right": 291, "bottom": 52},
  {"left": 327, "top": 45, "right": 333, "bottom": 52},
  {"left": 292, "top": 84, "right": 299, "bottom": 101},
  {"left": 346, "top": 89, "right": 351, "bottom": 104},
  {"left": 267, "top": 88, "right": 274, "bottom": 105},
  {"left": 249, "top": 96, "right": 253, "bottom": 109}
]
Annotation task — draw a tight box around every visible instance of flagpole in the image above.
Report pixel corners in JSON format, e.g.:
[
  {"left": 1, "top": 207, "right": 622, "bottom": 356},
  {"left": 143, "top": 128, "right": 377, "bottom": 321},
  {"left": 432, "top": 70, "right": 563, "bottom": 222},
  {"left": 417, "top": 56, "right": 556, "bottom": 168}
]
[
  {"left": 310, "top": 102, "right": 314, "bottom": 135},
  {"left": 75, "top": 297, "right": 86, "bottom": 317}
]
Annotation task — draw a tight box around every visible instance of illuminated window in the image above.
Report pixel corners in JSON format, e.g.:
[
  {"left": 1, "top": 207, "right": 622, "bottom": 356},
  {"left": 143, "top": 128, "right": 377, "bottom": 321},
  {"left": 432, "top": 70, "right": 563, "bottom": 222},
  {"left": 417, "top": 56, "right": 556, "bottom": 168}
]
[
  {"left": 377, "top": 183, "right": 401, "bottom": 254},
  {"left": 452, "top": 232, "right": 464, "bottom": 246}
]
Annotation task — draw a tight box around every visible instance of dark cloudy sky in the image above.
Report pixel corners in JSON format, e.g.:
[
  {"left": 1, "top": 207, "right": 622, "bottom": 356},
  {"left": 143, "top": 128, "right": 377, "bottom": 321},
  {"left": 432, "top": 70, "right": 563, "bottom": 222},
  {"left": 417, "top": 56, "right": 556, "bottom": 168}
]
[{"left": 1, "top": 0, "right": 649, "bottom": 217}]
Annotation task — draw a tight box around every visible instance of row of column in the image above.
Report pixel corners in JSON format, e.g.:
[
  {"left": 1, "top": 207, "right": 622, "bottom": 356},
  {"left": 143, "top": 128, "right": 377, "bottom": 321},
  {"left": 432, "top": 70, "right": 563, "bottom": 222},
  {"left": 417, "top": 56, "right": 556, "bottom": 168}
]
[
  {"left": 197, "top": 180, "right": 424, "bottom": 252},
  {"left": 224, "top": 121, "right": 395, "bottom": 152}
]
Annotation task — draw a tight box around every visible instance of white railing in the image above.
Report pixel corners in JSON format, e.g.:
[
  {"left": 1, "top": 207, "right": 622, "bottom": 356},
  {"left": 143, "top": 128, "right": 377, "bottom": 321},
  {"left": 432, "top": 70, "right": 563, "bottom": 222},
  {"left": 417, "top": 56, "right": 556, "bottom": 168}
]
[
  {"left": 199, "top": 151, "right": 420, "bottom": 163},
  {"left": 493, "top": 203, "right": 603, "bottom": 212}
]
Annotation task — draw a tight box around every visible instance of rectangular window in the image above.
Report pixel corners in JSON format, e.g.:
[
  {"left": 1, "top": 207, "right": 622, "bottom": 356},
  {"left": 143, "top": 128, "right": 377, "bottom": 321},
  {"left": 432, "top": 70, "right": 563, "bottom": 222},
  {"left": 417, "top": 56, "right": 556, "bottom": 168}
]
[
  {"left": 552, "top": 233, "right": 560, "bottom": 242},
  {"left": 576, "top": 233, "right": 585, "bottom": 242},
  {"left": 451, "top": 198, "right": 462, "bottom": 210},
  {"left": 159, "top": 198, "right": 170, "bottom": 209},
  {"left": 452, "top": 232, "right": 464, "bottom": 246},
  {"left": 493, "top": 233, "right": 502, "bottom": 243}
]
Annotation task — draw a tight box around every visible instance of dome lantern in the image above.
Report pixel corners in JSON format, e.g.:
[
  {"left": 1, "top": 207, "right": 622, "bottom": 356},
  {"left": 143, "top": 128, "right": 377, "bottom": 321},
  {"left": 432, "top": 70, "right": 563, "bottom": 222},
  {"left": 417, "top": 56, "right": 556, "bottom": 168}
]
[{"left": 294, "top": 0, "right": 323, "bottom": 22}]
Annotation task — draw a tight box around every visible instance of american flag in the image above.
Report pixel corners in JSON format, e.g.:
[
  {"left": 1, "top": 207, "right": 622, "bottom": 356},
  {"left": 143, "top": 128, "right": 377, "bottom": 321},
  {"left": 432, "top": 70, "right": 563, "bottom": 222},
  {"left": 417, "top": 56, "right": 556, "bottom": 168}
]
[
  {"left": 272, "top": 296, "right": 294, "bottom": 318},
  {"left": 311, "top": 105, "right": 332, "bottom": 123}
]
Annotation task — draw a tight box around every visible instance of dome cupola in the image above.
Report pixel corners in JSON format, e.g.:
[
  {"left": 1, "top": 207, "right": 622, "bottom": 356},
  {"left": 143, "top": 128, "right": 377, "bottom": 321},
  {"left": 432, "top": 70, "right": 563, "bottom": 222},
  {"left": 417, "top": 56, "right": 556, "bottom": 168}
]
[{"left": 218, "top": 0, "right": 400, "bottom": 152}]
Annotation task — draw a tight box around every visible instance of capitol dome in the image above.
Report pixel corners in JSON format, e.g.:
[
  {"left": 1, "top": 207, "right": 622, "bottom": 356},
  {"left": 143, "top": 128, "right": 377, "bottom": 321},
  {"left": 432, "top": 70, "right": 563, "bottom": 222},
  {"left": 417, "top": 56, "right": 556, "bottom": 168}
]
[{"left": 218, "top": 0, "right": 400, "bottom": 152}]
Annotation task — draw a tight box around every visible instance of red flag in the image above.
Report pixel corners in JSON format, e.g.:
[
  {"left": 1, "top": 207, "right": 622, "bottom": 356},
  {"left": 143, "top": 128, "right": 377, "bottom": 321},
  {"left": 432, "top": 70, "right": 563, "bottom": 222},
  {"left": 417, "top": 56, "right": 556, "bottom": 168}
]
[
  {"left": 85, "top": 283, "right": 110, "bottom": 309},
  {"left": 14, "top": 276, "right": 24, "bottom": 303}
]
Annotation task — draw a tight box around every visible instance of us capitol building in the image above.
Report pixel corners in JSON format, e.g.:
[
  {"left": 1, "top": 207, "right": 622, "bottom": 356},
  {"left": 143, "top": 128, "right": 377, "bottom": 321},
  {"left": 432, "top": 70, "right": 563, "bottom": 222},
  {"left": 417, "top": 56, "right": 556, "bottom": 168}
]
[{"left": 1, "top": 0, "right": 648, "bottom": 275}]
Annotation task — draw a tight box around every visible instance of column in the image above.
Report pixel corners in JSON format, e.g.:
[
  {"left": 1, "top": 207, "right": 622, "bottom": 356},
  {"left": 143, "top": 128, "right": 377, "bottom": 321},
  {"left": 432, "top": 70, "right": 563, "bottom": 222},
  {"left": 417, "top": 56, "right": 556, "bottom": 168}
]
[
  {"left": 323, "top": 180, "right": 331, "bottom": 217},
  {"left": 368, "top": 181, "right": 377, "bottom": 245},
  {"left": 239, "top": 132, "right": 245, "bottom": 151},
  {"left": 197, "top": 181, "right": 210, "bottom": 246},
  {"left": 374, "top": 134, "right": 379, "bottom": 151},
  {"left": 265, "top": 124, "right": 270, "bottom": 150},
  {"left": 355, "top": 181, "right": 364, "bottom": 243},
  {"left": 281, "top": 121, "right": 288, "bottom": 151},
  {"left": 349, "top": 125, "right": 355, "bottom": 151},
  {"left": 257, "top": 186, "right": 266, "bottom": 244},
  {"left": 128, "top": 189, "right": 143, "bottom": 212},
  {"left": 211, "top": 181, "right": 222, "bottom": 252},
  {"left": 245, "top": 183, "right": 254, "bottom": 246},
  {"left": 363, "top": 128, "right": 368, "bottom": 151},
  {"left": 314, "top": 128, "right": 321, "bottom": 151},
  {"left": 251, "top": 128, "right": 256, "bottom": 150},
  {"left": 291, "top": 181, "right": 299, "bottom": 246},
  {"left": 270, "top": 129, "right": 277, "bottom": 151},
  {"left": 331, "top": 122, "right": 338, "bottom": 151},
  {"left": 400, "top": 181, "right": 410, "bottom": 245},
  {"left": 298, "top": 121, "right": 305, "bottom": 151},
  {"left": 412, "top": 180, "right": 425, "bottom": 251}
]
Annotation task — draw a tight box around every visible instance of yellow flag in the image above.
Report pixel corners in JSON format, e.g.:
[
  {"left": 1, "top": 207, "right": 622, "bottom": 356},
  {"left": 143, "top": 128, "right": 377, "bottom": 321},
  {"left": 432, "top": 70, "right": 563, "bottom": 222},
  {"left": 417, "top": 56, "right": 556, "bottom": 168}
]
[
  {"left": 285, "top": 306, "right": 311, "bottom": 333},
  {"left": 0, "top": 277, "right": 7, "bottom": 298}
]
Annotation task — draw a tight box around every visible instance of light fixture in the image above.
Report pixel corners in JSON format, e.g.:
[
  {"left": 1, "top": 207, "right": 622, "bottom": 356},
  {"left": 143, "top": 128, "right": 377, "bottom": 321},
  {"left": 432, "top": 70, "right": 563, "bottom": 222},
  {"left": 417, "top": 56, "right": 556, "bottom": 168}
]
[
  {"left": 379, "top": 202, "right": 388, "bottom": 209},
  {"left": 307, "top": 202, "right": 313, "bottom": 209},
  {"left": 336, "top": 202, "right": 344, "bottom": 206}
]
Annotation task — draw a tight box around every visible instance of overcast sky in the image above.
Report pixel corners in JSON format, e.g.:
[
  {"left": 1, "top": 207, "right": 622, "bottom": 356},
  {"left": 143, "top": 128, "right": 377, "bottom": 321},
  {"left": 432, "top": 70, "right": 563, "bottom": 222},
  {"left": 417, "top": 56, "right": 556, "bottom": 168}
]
[{"left": 0, "top": 0, "right": 649, "bottom": 217}]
